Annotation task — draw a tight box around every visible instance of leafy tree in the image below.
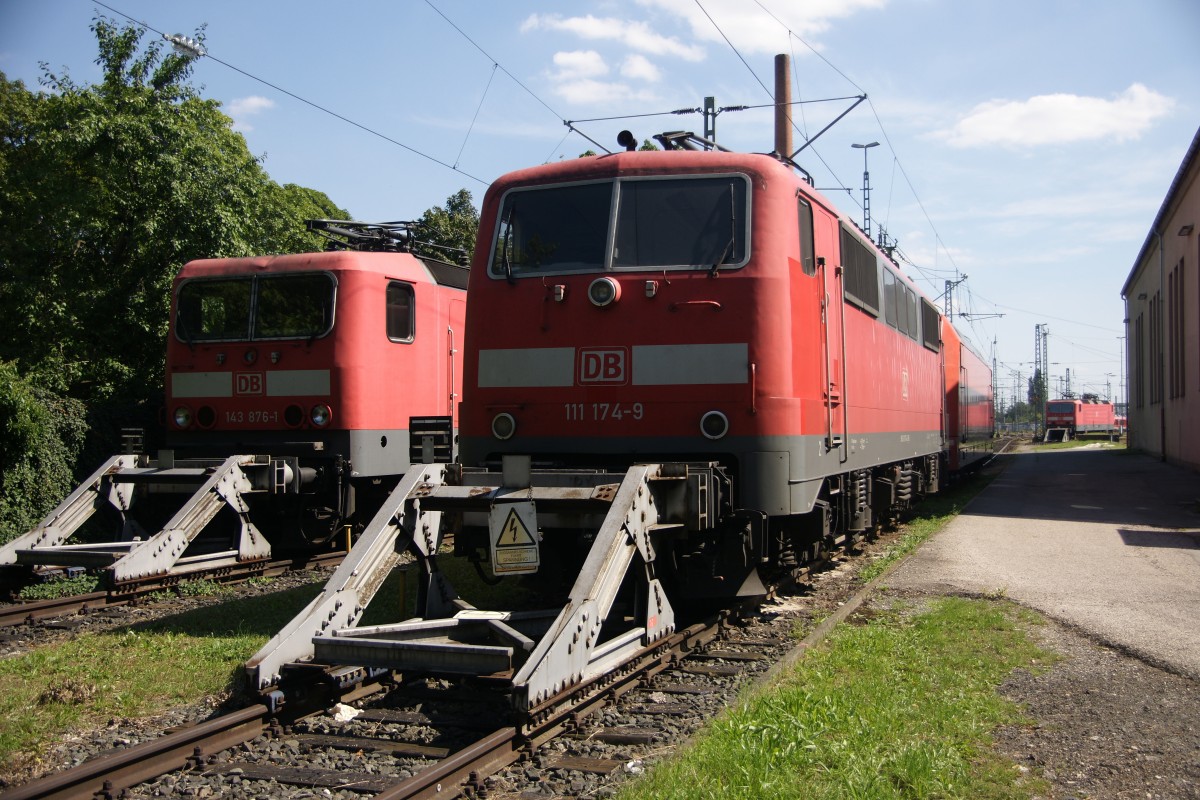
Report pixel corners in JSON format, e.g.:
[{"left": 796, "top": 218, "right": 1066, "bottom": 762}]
[
  {"left": 416, "top": 189, "right": 478, "bottom": 264},
  {"left": 0, "top": 362, "right": 89, "bottom": 545},
  {"left": 0, "top": 18, "right": 349, "bottom": 536},
  {"left": 0, "top": 17, "right": 347, "bottom": 404}
]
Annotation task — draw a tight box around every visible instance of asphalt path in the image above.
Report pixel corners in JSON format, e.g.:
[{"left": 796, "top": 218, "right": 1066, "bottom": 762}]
[{"left": 888, "top": 445, "right": 1200, "bottom": 679}]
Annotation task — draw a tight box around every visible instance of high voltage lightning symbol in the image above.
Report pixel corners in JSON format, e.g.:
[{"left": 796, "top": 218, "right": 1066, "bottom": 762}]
[{"left": 499, "top": 509, "right": 534, "bottom": 546}]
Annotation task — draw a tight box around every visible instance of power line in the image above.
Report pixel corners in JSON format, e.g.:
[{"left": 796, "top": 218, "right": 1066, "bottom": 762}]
[
  {"left": 423, "top": 0, "right": 564, "bottom": 125},
  {"left": 91, "top": 0, "right": 487, "bottom": 185}
]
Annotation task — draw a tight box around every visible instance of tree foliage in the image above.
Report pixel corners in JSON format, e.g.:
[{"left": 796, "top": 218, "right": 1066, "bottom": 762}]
[
  {"left": 0, "top": 18, "right": 348, "bottom": 539},
  {"left": 0, "top": 362, "right": 89, "bottom": 545},
  {"left": 416, "top": 189, "right": 478, "bottom": 264},
  {"left": 0, "top": 17, "right": 347, "bottom": 404}
]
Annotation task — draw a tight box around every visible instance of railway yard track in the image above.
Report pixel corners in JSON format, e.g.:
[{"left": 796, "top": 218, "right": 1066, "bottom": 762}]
[
  {"left": 0, "top": 531, "right": 880, "bottom": 800},
  {"left": 0, "top": 550, "right": 345, "bottom": 630}
]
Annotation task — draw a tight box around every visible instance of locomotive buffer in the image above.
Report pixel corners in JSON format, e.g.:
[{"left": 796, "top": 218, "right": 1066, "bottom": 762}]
[
  {"left": 0, "top": 453, "right": 284, "bottom": 590},
  {"left": 246, "top": 457, "right": 713, "bottom": 712}
]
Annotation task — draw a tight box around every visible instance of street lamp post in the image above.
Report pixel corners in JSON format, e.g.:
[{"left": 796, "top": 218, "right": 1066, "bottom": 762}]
[{"left": 852, "top": 141, "right": 879, "bottom": 238}]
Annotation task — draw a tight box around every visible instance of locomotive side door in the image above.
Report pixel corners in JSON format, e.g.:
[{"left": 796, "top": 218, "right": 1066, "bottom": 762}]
[{"left": 809, "top": 201, "right": 846, "bottom": 458}]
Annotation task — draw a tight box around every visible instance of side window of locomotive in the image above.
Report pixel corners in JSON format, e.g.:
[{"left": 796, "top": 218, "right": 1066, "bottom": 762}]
[
  {"left": 883, "top": 268, "right": 900, "bottom": 330},
  {"left": 177, "top": 278, "right": 253, "bottom": 341},
  {"left": 905, "top": 287, "right": 919, "bottom": 342},
  {"left": 840, "top": 226, "right": 879, "bottom": 316},
  {"left": 255, "top": 274, "right": 335, "bottom": 339},
  {"left": 797, "top": 196, "right": 816, "bottom": 276},
  {"left": 613, "top": 176, "right": 748, "bottom": 269},
  {"left": 386, "top": 281, "right": 415, "bottom": 343},
  {"left": 920, "top": 298, "right": 940, "bottom": 351},
  {"left": 490, "top": 182, "right": 612, "bottom": 276}
]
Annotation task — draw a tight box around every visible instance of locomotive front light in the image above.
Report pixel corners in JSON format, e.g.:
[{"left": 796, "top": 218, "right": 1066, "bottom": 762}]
[
  {"left": 173, "top": 406, "right": 193, "bottom": 429},
  {"left": 196, "top": 405, "right": 216, "bottom": 429},
  {"left": 700, "top": 410, "right": 729, "bottom": 440},
  {"left": 284, "top": 404, "right": 304, "bottom": 428},
  {"left": 587, "top": 277, "right": 621, "bottom": 307},
  {"left": 492, "top": 412, "right": 517, "bottom": 440},
  {"left": 310, "top": 404, "right": 332, "bottom": 427}
]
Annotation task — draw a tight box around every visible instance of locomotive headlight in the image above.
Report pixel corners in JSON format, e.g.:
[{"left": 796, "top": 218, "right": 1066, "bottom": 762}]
[
  {"left": 173, "top": 406, "right": 192, "bottom": 429},
  {"left": 196, "top": 405, "right": 216, "bottom": 429},
  {"left": 587, "top": 277, "right": 621, "bottom": 307},
  {"left": 700, "top": 410, "right": 729, "bottom": 440},
  {"left": 492, "top": 412, "right": 517, "bottom": 440},
  {"left": 310, "top": 404, "right": 332, "bottom": 427}
]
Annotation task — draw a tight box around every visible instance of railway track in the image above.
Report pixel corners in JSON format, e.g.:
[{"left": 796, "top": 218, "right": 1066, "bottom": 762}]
[
  {"left": 3, "top": 454, "right": 990, "bottom": 798},
  {"left": 4, "top": 584, "right": 832, "bottom": 800},
  {"left": 0, "top": 550, "right": 345, "bottom": 629}
]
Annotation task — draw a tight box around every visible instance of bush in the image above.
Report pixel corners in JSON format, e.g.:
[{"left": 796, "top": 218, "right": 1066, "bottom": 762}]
[{"left": 0, "top": 362, "right": 89, "bottom": 546}]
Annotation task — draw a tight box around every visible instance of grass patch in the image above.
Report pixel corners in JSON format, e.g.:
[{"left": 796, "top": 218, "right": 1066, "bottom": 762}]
[
  {"left": 17, "top": 573, "right": 102, "bottom": 601},
  {"left": 619, "top": 597, "right": 1053, "bottom": 800},
  {"left": 0, "top": 577, "right": 325, "bottom": 775},
  {"left": 1032, "top": 438, "right": 1124, "bottom": 451}
]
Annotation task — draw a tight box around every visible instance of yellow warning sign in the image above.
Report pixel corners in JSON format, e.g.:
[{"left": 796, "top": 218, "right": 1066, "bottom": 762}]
[
  {"left": 496, "top": 508, "right": 536, "bottom": 547},
  {"left": 489, "top": 501, "right": 540, "bottom": 575}
]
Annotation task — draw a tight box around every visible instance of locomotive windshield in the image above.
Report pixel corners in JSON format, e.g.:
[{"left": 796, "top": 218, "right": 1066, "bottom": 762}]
[
  {"left": 490, "top": 174, "right": 749, "bottom": 277},
  {"left": 1047, "top": 401, "right": 1075, "bottom": 414},
  {"left": 176, "top": 273, "right": 336, "bottom": 342}
]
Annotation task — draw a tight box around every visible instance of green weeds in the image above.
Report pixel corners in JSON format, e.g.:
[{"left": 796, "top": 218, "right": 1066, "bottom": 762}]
[
  {"left": 620, "top": 597, "right": 1053, "bottom": 800},
  {"left": 17, "top": 573, "right": 102, "bottom": 601}
]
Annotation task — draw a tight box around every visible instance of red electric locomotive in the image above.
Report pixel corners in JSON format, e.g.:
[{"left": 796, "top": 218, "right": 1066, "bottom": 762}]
[
  {"left": 166, "top": 234, "right": 467, "bottom": 544},
  {"left": 1044, "top": 397, "right": 1116, "bottom": 439},
  {"left": 458, "top": 142, "right": 991, "bottom": 593},
  {"left": 2, "top": 223, "right": 467, "bottom": 587},
  {"left": 247, "top": 139, "right": 994, "bottom": 700}
]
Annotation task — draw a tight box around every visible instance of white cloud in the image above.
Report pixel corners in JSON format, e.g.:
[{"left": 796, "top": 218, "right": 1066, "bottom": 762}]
[
  {"left": 635, "top": 0, "right": 888, "bottom": 55},
  {"left": 621, "top": 54, "right": 661, "bottom": 83},
  {"left": 938, "top": 84, "right": 1175, "bottom": 148},
  {"left": 553, "top": 50, "right": 609, "bottom": 79},
  {"left": 550, "top": 77, "right": 657, "bottom": 107},
  {"left": 226, "top": 95, "right": 275, "bottom": 132},
  {"left": 521, "top": 13, "right": 706, "bottom": 61}
]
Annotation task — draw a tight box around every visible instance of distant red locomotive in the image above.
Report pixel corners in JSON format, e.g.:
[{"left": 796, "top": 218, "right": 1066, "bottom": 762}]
[
  {"left": 458, "top": 143, "right": 992, "bottom": 594},
  {"left": 1044, "top": 398, "right": 1116, "bottom": 438},
  {"left": 167, "top": 231, "right": 467, "bottom": 543}
]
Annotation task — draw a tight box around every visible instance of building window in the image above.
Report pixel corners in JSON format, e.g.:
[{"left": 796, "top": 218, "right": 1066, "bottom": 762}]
[
  {"left": 1135, "top": 312, "right": 1145, "bottom": 409},
  {"left": 1168, "top": 259, "right": 1184, "bottom": 399}
]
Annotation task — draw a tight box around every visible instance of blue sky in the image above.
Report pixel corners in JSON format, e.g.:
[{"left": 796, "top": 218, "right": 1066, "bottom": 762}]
[{"left": 3, "top": 0, "right": 1198, "bottom": 407}]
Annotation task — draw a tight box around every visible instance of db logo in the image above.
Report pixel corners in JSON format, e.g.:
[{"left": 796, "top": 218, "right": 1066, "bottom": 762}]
[
  {"left": 578, "top": 348, "right": 627, "bottom": 384},
  {"left": 235, "top": 372, "right": 264, "bottom": 396}
]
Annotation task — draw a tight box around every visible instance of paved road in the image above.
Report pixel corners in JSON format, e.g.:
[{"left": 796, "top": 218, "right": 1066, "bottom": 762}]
[{"left": 888, "top": 445, "right": 1200, "bottom": 679}]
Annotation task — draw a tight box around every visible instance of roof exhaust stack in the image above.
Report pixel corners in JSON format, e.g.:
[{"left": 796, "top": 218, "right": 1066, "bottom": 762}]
[{"left": 774, "top": 54, "right": 792, "bottom": 160}]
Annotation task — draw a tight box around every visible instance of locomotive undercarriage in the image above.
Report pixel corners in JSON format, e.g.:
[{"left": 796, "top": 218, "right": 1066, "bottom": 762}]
[{"left": 247, "top": 451, "right": 943, "bottom": 712}]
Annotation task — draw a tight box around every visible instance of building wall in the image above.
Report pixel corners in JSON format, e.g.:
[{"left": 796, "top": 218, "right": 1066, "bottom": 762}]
[{"left": 1123, "top": 127, "right": 1200, "bottom": 470}]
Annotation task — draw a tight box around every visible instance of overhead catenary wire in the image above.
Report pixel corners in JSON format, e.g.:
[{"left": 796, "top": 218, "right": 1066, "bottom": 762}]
[
  {"left": 91, "top": 0, "right": 489, "bottom": 186},
  {"left": 741, "top": 0, "right": 971, "bottom": 301}
]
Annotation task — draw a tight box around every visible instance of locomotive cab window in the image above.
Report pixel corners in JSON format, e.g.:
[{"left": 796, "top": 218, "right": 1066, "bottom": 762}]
[
  {"left": 613, "top": 176, "right": 747, "bottom": 269},
  {"left": 255, "top": 274, "right": 335, "bottom": 339},
  {"left": 387, "top": 281, "right": 415, "bottom": 343},
  {"left": 489, "top": 174, "right": 750, "bottom": 277},
  {"left": 177, "top": 278, "right": 253, "bottom": 341},
  {"left": 491, "top": 182, "right": 612, "bottom": 275},
  {"left": 175, "top": 272, "right": 335, "bottom": 343}
]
